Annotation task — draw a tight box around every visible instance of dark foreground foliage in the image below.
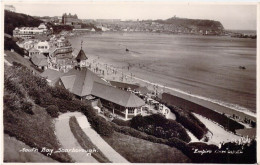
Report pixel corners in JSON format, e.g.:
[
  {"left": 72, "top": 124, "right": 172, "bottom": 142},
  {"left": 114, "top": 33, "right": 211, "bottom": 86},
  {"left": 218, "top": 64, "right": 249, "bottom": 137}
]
[
  {"left": 112, "top": 115, "right": 256, "bottom": 163},
  {"left": 159, "top": 93, "right": 244, "bottom": 133},
  {"left": 4, "top": 37, "right": 26, "bottom": 56},
  {"left": 4, "top": 10, "right": 43, "bottom": 35},
  {"left": 154, "top": 96, "right": 208, "bottom": 140},
  {"left": 131, "top": 114, "right": 191, "bottom": 142}
]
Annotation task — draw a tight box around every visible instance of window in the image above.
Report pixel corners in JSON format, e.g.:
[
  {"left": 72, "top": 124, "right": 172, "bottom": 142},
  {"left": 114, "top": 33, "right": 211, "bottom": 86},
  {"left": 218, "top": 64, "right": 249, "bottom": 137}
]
[{"left": 128, "top": 109, "right": 135, "bottom": 114}]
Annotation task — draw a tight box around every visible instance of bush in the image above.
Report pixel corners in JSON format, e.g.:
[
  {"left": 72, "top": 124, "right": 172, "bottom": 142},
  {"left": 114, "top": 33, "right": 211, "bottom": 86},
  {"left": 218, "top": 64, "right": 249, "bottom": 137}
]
[
  {"left": 161, "top": 93, "right": 244, "bottom": 133},
  {"left": 4, "top": 37, "right": 26, "bottom": 56},
  {"left": 91, "top": 116, "right": 114, "bottom": 137},
  {"left": 46, "top": 105, "right": 59, "bottom": 118},
  {"left": 4, "top": 76, "right": 24, "bottom": 98},
  {"left": 21, "top": 101, "right": 34, "bottom": 115},
  {"left": 112, "top": 118, "right": 130, "bottom": 127},
  {"left": 130, "top": 114, "right": 191, "bottom": 142},
  {"left": 110, "top": 121, "right": 192, "bottom": 159},
  {"left": 4, "top": 94, "right": 20, "bottom": 111},
  {"left": 50, "top": 86, "right": 74, "bottom": 101},
  {"left": 166, "top": 137, "right": 190, "bottom": 153}
]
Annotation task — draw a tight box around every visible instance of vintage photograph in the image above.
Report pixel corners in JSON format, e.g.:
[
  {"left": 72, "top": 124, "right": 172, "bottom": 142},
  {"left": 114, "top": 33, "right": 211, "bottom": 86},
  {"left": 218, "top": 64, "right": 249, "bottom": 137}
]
[{"left": 2, "top": 1, "right": 257, "bottom": 164}]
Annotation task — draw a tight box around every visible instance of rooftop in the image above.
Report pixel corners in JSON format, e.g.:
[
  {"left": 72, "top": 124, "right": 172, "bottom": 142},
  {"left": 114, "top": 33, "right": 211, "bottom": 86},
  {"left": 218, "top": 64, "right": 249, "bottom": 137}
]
[
  {"left": 31, "top": 54, "right": 47, "bottom": 67},
  {"left": 60, "top": 67, "right": 109, "bottom": 97},
  {"left": 76, "top": 49, "right": 87, "bottom": 61},
  {"left": 41, "top": 68, "right": 63, "bottom": 82},
  {"left": 91, "top": 82, "right": 145, "bottom": 107}
]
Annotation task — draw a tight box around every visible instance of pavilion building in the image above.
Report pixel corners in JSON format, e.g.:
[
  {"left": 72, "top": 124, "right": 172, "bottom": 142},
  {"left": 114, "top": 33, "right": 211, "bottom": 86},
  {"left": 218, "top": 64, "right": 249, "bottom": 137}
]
[{"left": 55, "top": 47, "right": 145, "bottom": 119}]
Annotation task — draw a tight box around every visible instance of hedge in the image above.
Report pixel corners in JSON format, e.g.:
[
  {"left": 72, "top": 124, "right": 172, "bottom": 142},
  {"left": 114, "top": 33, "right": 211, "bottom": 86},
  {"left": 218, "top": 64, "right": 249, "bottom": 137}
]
[
  {"left": 46, "top": 105, "right": 59, "bottom": 118},
  {"left": 130, "top": 114, "right": 191, "bottom": 142}
]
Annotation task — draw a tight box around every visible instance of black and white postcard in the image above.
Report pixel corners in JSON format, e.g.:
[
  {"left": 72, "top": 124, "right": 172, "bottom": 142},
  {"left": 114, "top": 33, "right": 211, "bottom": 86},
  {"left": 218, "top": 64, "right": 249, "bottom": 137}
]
[{"left": 2, "top": 1, "right": 258, "bottom": 164}]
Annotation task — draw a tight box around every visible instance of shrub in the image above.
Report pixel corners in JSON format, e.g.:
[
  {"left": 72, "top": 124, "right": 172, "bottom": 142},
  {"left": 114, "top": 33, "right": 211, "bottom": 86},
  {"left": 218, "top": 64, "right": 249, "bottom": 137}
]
[
  {"left": 130, "top": 114, "right": 191, "bottom": 142},
  {"left": 167, "top": 105, "right": 208, "bottom": 140},
  {"left": 167, "top": 137, "right": 190, "bottom": 153},
  {"left": 81, "top": 105, "right": 98, "bottom": 121},
  {"left": 91, "top": 116, "right": 114, "bottom": 137},
  {"left": 4, "top": 37, "right": 26, "bottom": 56},
  {"left": 112, "top": 118, "right": 130, "bottom": 127},
  {"left": 4, "top": 76, "right": 24, "bottom": 98},
  {"left": 46, "top": 105, "right": 59, "bottom": 118},
  {"left": 4, "top": 94, "right": 20, "bottom": 111},
  {"left": 50, "top": 86, "right": 74, "bottom": 101},
  {"left": 80, "top": 105, "right": 113, "bottom": 137},
  {"left": 21, "top": 101, "right": 34, "bottom": 115},
  {"left": 110, "top": 121, "right": 192, "bottom": 158}
]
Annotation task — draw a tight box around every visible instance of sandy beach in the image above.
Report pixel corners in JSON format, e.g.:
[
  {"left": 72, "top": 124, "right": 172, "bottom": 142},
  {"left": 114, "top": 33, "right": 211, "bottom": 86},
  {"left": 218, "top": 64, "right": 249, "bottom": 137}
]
[{"left": 68, "top": 32, "right": 256, "bottom": 121}]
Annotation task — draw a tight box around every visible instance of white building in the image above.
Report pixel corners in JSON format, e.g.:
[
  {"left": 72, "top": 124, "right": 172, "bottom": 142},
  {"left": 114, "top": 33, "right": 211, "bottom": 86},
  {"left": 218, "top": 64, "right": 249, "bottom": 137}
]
[
  {"left": 5, "top": 5, "right": 16, "bottom": 12},
  {"left": 36, "top": 41, "right": 50, "bottom": 53},
  {"left": 13, "top": 23, "right": 50, "bottom": 39}
]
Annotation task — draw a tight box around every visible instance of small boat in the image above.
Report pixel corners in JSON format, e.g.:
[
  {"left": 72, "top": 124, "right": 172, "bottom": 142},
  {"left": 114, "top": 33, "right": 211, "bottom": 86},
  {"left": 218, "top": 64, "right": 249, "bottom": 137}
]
[
  {"left": 239, "top": 66, "right": 246, "bottom": 70},
  {"left": 126, "top": 48, "right": 129, "bottom": 52}
]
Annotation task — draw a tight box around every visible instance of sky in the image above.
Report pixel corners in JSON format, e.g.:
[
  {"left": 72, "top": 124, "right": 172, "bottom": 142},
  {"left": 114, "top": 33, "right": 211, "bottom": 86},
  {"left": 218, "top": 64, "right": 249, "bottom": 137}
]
[{"left": 5, "top": 1, "right": 257, "bottom": 30}]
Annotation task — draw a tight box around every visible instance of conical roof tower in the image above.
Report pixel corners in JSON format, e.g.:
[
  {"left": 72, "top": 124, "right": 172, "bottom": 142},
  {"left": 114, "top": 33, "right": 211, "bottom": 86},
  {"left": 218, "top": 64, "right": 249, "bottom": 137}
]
[
  {"left": 76, "top": 41, "right": 88, "bottom": 63},
  {"left": 75, "top": 41, "right": 88, "bottom": 68}
]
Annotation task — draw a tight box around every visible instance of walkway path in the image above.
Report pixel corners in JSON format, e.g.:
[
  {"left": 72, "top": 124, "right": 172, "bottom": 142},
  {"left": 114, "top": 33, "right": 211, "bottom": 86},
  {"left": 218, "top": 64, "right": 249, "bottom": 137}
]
[
  {"left": 55, "top": 112, "right": 128, "bottom": 163},
  {"left": 55, "top": 113, "right": 98, "bottom": 163},
  {"left": 75, "top": 115, "right": 129, "bottom": 163}
]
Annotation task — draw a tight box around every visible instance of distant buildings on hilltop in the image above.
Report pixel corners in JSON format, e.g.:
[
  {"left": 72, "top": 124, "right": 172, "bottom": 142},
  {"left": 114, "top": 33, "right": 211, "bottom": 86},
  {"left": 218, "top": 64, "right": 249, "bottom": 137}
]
[
  {"left": 62, "top": 13, "right": 82, "bottom": 26},
  {"left": 5, "top": 5, "right": 16, "bottom": 12}
]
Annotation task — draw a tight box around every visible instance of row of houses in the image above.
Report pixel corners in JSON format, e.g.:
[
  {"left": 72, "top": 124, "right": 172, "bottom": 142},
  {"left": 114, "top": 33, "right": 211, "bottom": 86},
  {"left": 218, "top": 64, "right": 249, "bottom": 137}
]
[
  {"left": 15, "top": 25, "right": 81, "bottom": 72},
  {"left": 13, "top": 24, "right": 159, "bottom": 120}
]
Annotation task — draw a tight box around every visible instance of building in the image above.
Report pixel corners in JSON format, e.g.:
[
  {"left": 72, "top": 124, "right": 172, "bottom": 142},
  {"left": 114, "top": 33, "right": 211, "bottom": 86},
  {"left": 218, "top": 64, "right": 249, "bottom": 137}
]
[
  {"left": 36, "top": 41, "right": 50, "bottom": 54},
  {"left": 17, "top": 40, "right": 36, "bottom": 50},
  {"left": 91, "top": 82, "right": 145, "bottom": 119},
  {"left": 5, "top": 5, "right": 16, "bottom": 12},
  {"left": 40, "top": 68, "right": 64, "bottom": 86},
  {"left": 62, "top": 13, "right": 81, "bottom": 25},
  {"left": 28, "top": 47, "right": 40, "bottom": 57},
  {"left": 31, "top": 53, "right": 48, "bottom": 70},
  {"left": 53, "top": 48, "right": 145, "bottom": 119},
  {"left": 13, "top": 23, "right": 50, "bottom": 39},
  {"left": 75, "top": 49, "right": 88, "bottom": 68}
]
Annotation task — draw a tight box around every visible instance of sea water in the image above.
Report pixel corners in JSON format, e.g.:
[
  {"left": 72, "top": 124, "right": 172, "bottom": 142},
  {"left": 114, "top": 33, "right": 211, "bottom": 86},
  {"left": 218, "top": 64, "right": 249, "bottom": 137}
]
[{"left": 69, "top": 32, "right": 256, "bottom": 114}]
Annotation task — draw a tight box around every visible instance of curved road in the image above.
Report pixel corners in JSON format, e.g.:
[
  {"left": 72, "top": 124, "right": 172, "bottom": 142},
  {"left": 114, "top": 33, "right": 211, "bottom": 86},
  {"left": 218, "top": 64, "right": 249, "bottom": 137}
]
[
  {"left": 55, "top": 112, "right": 128, "bottom": 163},
  {"left": 55, "top": 113, "right": 98, "bottom": 163}
]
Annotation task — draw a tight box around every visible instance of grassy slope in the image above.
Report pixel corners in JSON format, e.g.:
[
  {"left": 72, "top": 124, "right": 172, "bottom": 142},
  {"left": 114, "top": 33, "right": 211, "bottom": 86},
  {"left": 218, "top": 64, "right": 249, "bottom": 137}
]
[
  {"left": 4, "top": 50, "right": 41, "bottom": 74},
  {"left": 4, "top": 134, "right": 57, "bottom": 163},
  {"left": 102, "top": 132, "right": 191, "bottom": 163},
  {"left": 4, "top": 64, "right": 73, "bottom": 162},
  {"left": 4, "top": 103, "right": 73, "bottom": 162}
]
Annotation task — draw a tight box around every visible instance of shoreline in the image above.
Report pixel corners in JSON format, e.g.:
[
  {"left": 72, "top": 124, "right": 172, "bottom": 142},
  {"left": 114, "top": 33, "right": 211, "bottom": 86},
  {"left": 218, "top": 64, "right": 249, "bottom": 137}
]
[
  {"left": 67, "top": 33, "right": 256, "bottom": 122},
  {"left": 88, "top": 55, "right": 256, "bottom": 124}
]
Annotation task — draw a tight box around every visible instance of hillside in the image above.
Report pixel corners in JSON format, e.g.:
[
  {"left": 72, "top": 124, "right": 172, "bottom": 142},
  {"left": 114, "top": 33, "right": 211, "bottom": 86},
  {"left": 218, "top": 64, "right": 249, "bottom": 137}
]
[
  {"left": 154, "top": 17, "right": 224, "bottom": 34},
  {"left": 4, "top": 10, "right": 43, "bottom": 35}
]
